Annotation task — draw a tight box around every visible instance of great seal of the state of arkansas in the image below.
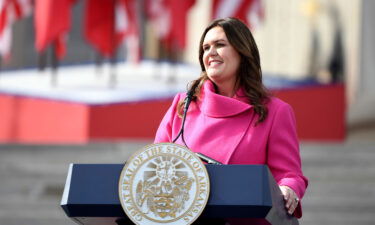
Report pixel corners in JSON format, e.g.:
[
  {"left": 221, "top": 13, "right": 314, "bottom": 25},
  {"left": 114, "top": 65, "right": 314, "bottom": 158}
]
[{"left": 119, "top": 143, "right": 210, "bottom": 225}]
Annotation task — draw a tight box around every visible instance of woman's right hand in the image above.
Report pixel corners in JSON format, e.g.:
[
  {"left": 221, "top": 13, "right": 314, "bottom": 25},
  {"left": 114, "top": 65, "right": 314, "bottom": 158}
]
[{"left": 279, "top": 185, "right": 299, "bottom": 215}]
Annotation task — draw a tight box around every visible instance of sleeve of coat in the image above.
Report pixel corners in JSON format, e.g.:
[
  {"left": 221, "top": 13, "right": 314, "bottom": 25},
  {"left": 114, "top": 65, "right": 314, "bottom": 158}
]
[
  {"left": 267, "top": 102, "right": 309, "bottom": 218},
  {"left": 154, "top": 93, "right": 183, "bottom": 143}
]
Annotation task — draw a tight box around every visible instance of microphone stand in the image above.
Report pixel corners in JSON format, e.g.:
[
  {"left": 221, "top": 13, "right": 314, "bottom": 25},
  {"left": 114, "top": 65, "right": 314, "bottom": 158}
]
[
  {"left": 172, "top": 87, "right": 194, "bottom": 148},
  {"left": 172, "top": 83, "right": 223, "bottom": 165}
]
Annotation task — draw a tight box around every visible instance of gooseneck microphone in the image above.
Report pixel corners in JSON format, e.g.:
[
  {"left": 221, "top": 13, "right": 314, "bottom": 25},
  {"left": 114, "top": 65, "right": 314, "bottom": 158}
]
[
  {"left": 172, "top": 82, "right": 223, "bottom": 165},
  {"left": 172, "top": 83, "right": 197, "bottom": 148}
]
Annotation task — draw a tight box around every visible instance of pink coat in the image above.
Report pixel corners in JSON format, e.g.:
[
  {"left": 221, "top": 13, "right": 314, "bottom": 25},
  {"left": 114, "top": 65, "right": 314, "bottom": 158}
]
[{"left": 154, "top": 80, "right": 308, "bottom": 219}]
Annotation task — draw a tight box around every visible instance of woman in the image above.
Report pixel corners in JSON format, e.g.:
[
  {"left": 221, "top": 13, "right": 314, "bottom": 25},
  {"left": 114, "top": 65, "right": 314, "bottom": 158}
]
[{"left": 154, "top": 17, "right": 308, "bottom": 221}]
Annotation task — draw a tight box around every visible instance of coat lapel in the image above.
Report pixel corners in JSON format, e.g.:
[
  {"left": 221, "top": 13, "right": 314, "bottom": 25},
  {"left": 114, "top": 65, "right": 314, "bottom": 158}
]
[{"left": 185, "top": 81, "right": 255, "bottom": 164}]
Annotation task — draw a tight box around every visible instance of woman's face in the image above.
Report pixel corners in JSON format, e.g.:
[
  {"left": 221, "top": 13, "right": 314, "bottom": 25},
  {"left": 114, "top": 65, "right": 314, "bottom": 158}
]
[{"left": 202, "top": 26, "right": 241, "bottom": 92}]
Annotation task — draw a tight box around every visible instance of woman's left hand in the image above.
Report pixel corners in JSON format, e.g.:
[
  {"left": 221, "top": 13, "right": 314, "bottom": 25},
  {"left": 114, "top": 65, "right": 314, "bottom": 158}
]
[{"left": 279, "top": 185, "right": 299, "bottom": 215}]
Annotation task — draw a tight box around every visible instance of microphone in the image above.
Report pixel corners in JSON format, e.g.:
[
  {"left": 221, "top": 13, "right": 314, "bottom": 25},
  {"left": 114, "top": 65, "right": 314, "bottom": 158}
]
[
  {"left": 172, "top": 81, "right": 199, "bottom": 147},
  {"left": 184, "top": 88, "right": 195, "bottom": 112},
  {"left": 172, "top": 82, "right": 223, "bottom": 166}
]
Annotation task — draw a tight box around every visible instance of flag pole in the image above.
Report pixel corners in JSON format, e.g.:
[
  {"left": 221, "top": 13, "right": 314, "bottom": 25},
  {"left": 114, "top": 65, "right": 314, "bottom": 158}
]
[
  {"left": 51, "top": 42, "right": 59, "bottom": 87},
  {"left": 109, "top": 49, "right": 117, "bottom": 89},
  {"left": 38, "top": 50, "right": 47, "bottom": 71},
  {"left": 95, "top": 52, "right": 103, "bottom": 77}
]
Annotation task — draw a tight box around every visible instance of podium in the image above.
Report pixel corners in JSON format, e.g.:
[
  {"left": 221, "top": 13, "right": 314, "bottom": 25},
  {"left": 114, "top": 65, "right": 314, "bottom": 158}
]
[{"left": 61, "top": 164, "right": 299, "bottom": 225}]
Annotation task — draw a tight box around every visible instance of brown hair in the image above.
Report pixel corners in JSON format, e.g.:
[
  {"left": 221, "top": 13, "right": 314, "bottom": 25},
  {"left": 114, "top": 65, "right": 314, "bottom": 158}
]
[{"left": 178, "top": 17, "right": 270, "bottom": 123}]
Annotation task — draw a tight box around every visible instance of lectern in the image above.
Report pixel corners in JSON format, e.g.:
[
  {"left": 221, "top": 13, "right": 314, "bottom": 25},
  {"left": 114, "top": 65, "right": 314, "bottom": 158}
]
[{"left": 61, "top": 164, "right": 299, "bottom": 225}]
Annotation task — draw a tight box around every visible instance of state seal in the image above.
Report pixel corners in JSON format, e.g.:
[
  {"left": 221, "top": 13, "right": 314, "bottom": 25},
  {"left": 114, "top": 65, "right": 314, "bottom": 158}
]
[{"left": 118, "top": 143, "right": 210, "bottom": 225}]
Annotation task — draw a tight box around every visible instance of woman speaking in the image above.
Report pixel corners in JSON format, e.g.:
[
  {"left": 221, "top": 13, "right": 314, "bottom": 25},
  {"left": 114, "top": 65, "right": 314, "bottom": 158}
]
[{"left": 155, "top": 17, "right": 308, "bottom": 223}]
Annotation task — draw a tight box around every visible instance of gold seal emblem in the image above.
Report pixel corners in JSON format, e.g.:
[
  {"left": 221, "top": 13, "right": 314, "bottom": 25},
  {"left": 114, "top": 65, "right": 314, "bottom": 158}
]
[{"left": 119, "top": 143, "right": 210, "bottom": 225}]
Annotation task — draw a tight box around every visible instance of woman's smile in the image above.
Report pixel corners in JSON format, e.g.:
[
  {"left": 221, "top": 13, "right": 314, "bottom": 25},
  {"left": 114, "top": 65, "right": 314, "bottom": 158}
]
[{"left": 208, "top": 59, "right": 223, "bottom": 67}]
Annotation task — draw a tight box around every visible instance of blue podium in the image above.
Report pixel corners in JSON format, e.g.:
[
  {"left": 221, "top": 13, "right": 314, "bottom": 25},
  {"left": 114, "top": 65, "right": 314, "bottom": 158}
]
[{"left": 61, "top": 164, "right": 298, "bottom": 225}]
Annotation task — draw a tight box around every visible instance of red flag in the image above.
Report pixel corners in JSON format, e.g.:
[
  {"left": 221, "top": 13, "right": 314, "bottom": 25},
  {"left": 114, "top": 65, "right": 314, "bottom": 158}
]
[
  {"left": 116, "top": 0, "right": 140, "bottom": 63},
  {"left": 34, "top": 0, "right": 75, "bottom": 59},
  {"left": 85, "top": 0, "right": 121, "bottom": 58},
  {"left": 0, "top": 0, "right": 31, "bottom": 61},
  {"left": 146, "top": 0, "right": 195, "bottom": 50},
  {"left": 212, "top": 0, "right": 264, "bottom": 30}
]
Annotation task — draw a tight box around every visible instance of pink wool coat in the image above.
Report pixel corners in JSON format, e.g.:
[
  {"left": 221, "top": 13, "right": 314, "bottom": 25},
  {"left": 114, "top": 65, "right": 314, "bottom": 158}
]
[{"left": 154, "top": 80, "right": 308, "bottom": 219}]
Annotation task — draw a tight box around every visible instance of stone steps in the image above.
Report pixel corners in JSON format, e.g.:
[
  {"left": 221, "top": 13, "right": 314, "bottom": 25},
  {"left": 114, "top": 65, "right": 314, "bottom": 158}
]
[{"left": 0, "top": 138, "right": 374, "bottom": 225}]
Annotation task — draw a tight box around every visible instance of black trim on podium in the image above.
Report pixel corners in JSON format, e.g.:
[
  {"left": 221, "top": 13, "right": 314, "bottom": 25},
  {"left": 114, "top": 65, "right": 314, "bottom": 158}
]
[{"left": 61, "top": 164, "right": 298, "bottom": 225}]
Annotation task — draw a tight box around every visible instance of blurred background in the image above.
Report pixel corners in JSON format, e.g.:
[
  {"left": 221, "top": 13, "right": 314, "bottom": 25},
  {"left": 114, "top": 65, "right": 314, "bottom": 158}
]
[{"left": 0, "top": 0, "right": 374, "bottom": 224}]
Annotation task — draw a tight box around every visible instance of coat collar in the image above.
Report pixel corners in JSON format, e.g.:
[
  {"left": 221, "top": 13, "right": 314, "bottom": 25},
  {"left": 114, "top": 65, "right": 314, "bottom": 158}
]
[{"left": 198, "top": 80, "right": 252, "bottom": 118}]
